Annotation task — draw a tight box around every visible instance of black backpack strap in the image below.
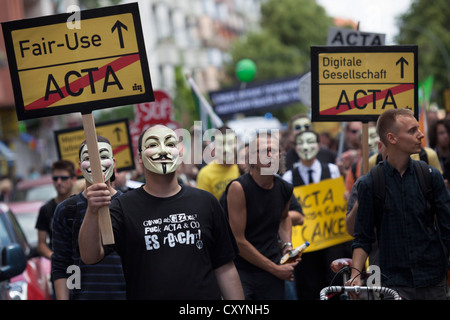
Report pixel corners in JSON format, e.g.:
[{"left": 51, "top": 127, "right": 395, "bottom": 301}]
[
  {"left": 292, "top": 168, "right": 305, "bottom": 187},
  {"left": 320, "top": 162, "right": 331, "bottom": 180},
  {"left": 413, "top": 160, "right": 434, "bottom": 218},
  {"left": 370, "top": 162, "right": 385, "bottom": 241},
  {"left": 376, "top": 153, "right": 383, "bottom": 165},
  {"left": 419, "top": 148, "right": 429, "bottom": 164}
]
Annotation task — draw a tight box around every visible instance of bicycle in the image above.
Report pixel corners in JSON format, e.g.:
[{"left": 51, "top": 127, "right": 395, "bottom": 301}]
[{"left": 319, "top": 258, "right": 402, "bottom": 300}]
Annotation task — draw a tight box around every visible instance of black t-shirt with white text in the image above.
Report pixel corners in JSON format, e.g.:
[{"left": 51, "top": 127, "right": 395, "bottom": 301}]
[{"left": 106, "top": 185, "right": 237, "bottom": 300}]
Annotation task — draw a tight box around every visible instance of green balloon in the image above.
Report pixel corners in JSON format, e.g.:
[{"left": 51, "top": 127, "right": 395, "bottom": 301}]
[{"left": 236, "top": 59, "right": 257, "bottom": 82}]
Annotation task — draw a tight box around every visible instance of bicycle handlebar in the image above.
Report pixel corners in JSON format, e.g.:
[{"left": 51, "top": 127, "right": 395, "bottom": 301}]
[{"left": 319, "top": 285, "right": 402, "bottom": 300}]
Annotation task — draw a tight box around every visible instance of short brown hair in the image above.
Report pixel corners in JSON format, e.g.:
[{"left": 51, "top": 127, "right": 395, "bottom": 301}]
[
  {"left": 376, "top": 108, "right": 414, "bottom": 146},
  {"left": 51, "top": 160, "right": 76, "bottom": 177}
]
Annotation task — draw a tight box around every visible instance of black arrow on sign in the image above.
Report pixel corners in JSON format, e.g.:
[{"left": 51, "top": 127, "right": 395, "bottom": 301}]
[
  {"left": 113, "top": 127, "right": 123, "bottom": 142},
  {"left": 396, "top": 57, "right": 409, "bottom": 79},
  {"left": 111, "top": 20, "right": 128, "bottom": 49}
]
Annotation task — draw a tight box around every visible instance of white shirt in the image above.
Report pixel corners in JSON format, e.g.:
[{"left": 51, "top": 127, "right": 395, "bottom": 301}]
[{"left": 282, "top": 159, "right": 340, "bottom": 185}]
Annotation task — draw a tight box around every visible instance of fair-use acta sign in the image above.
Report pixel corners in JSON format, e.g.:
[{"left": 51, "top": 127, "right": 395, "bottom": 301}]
[{"left": 1, "top": 3, "right": 153, "bottom": 121}]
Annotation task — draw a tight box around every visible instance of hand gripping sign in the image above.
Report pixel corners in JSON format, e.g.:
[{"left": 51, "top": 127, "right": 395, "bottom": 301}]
[{"left": 2, "top": 3, "right": 154, "bottom": 244}]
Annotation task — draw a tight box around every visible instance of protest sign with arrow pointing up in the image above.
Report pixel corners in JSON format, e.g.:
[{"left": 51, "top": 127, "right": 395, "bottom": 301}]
[
  {"left": 311, "top": 45, "right": 418, "bottom": 122},
  {"left": 2, "top": 3, "right": 153, "bottom": 121},
  {"left": 2, "top": 3, "right": 154, "bottom": 244}
]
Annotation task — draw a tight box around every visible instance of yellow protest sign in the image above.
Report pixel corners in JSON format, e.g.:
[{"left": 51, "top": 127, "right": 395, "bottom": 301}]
[
  {"left": 1, "top": 3, "right": 153, "bottom": 120},
  {"left": 311, "top": 45, "right": 418, "bottom": 122},
  {"left": 291, "top": 177, "right": 353, "bottom": 252},
  {"left": 54, "top": 118, "right": 135, "bottom": 177}
]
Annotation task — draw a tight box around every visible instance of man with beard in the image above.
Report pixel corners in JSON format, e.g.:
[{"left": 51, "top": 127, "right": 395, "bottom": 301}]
[{"left": 225, "top": 132, "right": 297, "bottom": 299}]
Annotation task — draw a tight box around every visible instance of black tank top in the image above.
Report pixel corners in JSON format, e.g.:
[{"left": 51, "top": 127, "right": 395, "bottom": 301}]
[{"left": 233, "top": 173, "right": 293, "bottom": 271}]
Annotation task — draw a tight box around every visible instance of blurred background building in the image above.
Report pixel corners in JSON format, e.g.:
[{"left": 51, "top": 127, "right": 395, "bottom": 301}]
[{"left": 0, "top": 0, "right": 262, "bottom": 179}]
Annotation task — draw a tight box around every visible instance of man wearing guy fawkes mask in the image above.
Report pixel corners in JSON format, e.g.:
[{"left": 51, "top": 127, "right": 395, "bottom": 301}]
[
  {"left": 284, "top": 115, "right": 336, "bottom": 172},
  {"left": 79, "top": 125, "right": 244, "bottom": 300},
  {"left": 52, "top": 136, "right": 126, "bottom": 300},
  {"left": 196, "top": 126, "right": 240, "bottom": 200},
  {"left": 282, "top": 130, "right": 351, "bottom": 300}
]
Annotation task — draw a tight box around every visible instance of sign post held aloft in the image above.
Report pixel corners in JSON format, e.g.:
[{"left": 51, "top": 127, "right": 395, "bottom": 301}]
[
  {"left": 82, "top": 113, "right": 115, "bottom": 245},
  {"left": 2, "top": 3, "right": 154, "bottom": 244}
]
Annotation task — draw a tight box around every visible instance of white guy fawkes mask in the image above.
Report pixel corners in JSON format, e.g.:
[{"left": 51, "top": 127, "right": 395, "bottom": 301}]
[
  {"left": 368, "top": 126, "right": 380, "bottom": 154},
  {"left": 292, "top": 117, "right": 312, "bottom": 137},
  {"left": 214, "top": 133, "right": 236, "bottom": 164},
  {"left": 141, "top": 126, "right": 181, "bottom": 175},
  {"left": 295, "top": 132, "right": 319, "bottom": 161},
  {"left": 80, "top": 142, "right": 115, "bottom": 184}
]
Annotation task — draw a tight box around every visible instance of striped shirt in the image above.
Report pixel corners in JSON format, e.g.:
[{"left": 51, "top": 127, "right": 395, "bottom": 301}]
[{"left": 52, "top": 191, "right": 126, "bottom": 300}]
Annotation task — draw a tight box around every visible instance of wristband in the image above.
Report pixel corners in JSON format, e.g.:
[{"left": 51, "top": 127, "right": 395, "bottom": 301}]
[{"left": 282, "top": 242, "right": 292, "bottom": 250}]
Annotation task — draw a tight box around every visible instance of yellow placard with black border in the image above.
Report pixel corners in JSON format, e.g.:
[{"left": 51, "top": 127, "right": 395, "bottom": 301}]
[
  {"left": 1, "top": 3, "right": 153, "bottom": 121},
  {"left": 292, "top": 177, "right": 353, "bottom": 252},
  {"left": 311, "top": 45, "right": 418, "bottom": 122},
  {"left": 54, "top": 118, "right": 135, "bottom": 177}
]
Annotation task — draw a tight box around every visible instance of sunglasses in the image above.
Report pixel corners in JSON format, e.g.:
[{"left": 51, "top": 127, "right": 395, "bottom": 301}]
[{"left": 52, "top": 176, "right": 71, "bottom": 182}]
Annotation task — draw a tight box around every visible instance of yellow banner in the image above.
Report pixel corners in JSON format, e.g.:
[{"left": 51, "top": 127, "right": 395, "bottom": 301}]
[{"left": 292, "top": 177, "right": 353, "bottom": 252}]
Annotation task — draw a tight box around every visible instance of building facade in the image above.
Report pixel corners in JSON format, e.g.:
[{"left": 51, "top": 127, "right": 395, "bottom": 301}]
[{"left": 0, "top": 0, "right": 261, "bottom": 178}]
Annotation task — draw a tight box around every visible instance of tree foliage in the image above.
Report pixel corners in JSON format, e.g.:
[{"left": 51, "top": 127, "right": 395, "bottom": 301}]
[
  {"left": 395, "top": 0, "right": 450, "bottom": 108},
  {"left": 173, "top": 66, "right": 198, "bottom": 128},
  {"left": 224, "top": 0, "right": 333, "bottom": 122}
]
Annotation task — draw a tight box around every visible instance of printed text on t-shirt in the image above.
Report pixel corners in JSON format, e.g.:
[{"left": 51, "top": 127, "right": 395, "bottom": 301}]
[{"left": 143, "top": 213, "right": 203, "bottom": 250}]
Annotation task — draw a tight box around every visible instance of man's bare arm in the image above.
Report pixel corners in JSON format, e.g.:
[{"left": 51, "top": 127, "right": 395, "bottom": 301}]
[{"left": 78, "top": 183, "right": 110, "bottom": 264}]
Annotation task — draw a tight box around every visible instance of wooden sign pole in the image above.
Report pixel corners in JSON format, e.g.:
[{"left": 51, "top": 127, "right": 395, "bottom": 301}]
[{"left": 81, "top": 112, "right": 115, "bottom": 245}]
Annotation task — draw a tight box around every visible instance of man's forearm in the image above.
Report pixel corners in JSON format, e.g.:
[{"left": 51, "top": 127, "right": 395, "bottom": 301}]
[
  {"left": 214, "top": 261, "right": 244, "bottom": 300},
  {"left": 279, "top": 214, "right": 292, "bottom": 244},
  {"left": 54, "top": 278, "right": 69, "bottom": 300},
  {"left": 350, "top": 247, "right": 368, "bottom": 279}
]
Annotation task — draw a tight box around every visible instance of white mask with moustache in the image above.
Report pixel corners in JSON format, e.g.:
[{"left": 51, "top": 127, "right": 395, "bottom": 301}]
[
  {"left": 140, "top": 126, "right": 181, "bottom": 175},
  {"left": 79, "top": 142, "right": 115, "bottom": 184}
]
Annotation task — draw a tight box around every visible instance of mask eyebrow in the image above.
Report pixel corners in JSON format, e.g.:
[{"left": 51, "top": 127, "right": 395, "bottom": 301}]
[
  {"left": 165, "top": 134, "right": 177, "bottom": 141},
  {"left": 143, "top": 136, "right": 160, "bottom": 147}
]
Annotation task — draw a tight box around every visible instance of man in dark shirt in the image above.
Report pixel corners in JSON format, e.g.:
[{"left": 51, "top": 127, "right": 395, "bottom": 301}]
[
  {"left": 79, "top": 125, "right": 243, "bottom": 299},
  {"left": 35, "top": 160, "right": 77, "bottom": 259},
  {"left": 349, "top": 109, "right": 450, "bottom": 300},
  {"left": 226, "top": 132, "right": 298, "bottom": 299},
  {"left": 52, "top": 136, "right": 126, "bottom": 300}
]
